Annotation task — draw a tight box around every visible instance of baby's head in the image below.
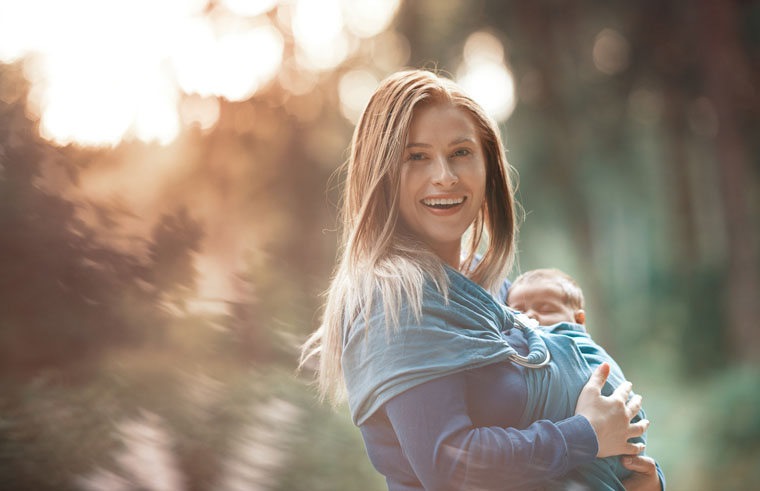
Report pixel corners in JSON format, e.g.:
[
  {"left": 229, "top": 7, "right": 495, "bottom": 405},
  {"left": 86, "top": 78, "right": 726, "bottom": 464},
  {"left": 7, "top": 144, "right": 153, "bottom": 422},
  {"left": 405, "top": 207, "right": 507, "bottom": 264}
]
[{"left": 507, "top": 268, "right": 586, "bottom": 327}]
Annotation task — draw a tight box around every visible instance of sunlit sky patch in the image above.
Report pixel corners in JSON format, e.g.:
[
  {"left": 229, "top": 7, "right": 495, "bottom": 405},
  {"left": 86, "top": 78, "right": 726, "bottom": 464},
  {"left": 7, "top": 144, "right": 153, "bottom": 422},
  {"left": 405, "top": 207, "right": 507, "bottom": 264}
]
[{"left": 0, "top": 0, "right": 403, "bottom": 146}]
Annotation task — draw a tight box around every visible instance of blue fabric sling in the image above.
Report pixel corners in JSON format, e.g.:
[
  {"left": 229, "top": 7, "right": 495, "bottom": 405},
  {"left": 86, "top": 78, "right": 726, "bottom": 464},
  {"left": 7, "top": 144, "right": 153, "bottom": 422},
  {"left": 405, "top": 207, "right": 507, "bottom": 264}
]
[
  {"left": 341, "top": 266, "right": 644, "bottom": 490},
  {"left": 342, "top": 265, "right": 548, "bottom": 427},
  {"left": 520, "top": 323, "right": 644, "bottom": 490}
]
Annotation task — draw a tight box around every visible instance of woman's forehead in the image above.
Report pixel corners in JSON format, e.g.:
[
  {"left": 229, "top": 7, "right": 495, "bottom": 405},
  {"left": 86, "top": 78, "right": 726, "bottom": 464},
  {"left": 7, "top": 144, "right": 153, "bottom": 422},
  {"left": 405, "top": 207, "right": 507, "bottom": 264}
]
[{"left": 406, "top": 102, "right": 480, "bottom": 141}]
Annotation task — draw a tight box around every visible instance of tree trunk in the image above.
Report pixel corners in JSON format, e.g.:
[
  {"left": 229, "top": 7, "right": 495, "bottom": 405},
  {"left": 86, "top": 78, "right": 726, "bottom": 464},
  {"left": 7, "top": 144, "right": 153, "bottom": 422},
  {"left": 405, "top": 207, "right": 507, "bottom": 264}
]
[{"left": 701, "top": 0, "right": 760, "bottom": 361}]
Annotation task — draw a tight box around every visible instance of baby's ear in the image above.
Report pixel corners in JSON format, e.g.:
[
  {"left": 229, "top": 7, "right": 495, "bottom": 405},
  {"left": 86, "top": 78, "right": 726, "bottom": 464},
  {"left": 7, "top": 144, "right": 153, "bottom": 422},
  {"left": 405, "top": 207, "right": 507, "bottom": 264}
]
[{"left": 574, "top": 309, "right": 586, "bottom": 325}]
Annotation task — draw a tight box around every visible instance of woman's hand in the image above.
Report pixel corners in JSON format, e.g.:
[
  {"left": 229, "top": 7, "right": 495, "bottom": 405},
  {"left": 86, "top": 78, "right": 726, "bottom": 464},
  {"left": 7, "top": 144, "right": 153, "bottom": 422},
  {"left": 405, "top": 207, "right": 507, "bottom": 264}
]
[
  {"left": 574, "top": 363, "right": 650, "bottom": 458},
  {"left": 621, "top": 455, "right": 661, "bottom": 491}
]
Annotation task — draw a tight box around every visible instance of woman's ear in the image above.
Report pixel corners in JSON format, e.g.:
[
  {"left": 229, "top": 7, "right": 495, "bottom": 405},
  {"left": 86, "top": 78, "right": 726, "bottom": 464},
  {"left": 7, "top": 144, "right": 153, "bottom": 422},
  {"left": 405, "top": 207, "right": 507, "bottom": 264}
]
[{"left": 574, "top": 309, "right": 586, "bottom": 325}]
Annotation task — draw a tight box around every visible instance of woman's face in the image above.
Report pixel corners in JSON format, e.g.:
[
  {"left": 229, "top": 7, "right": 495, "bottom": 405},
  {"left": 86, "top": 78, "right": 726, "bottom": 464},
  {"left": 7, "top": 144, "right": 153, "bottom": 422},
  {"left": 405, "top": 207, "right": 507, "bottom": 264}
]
[{"left": 398, "top": 102, "right": 487, "bottom": 266}]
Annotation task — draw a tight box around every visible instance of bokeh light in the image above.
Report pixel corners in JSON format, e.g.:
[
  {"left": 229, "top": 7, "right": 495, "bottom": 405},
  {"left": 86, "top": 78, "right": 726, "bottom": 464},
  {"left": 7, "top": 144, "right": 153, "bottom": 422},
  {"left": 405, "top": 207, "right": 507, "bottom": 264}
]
[
  {"left": 0, "top": 0, "right": 284, "bottom": 146},
  {"left": 292, "top": 0, "right": 351, "bottom": 71},
  {"left": 0, "top": 0, "right": 404, "bottom": 146},
  {"left": 338, "top": 69, "right": 379, "bottom": 123},
  {"left": 220, "top": 0, "right": 278, "bottom": 17},
  {"left": 368, "top": 30, "right": 411, "bottom": 73},
  {"left": 172, "top": 17, "right": 284, "bottom": 102},
  {"left": 343, "top": 0, "right": 402, "bottom": 38},
  {"left": 457, "top": 31, "right": 516, "bottom": 122},
  {"left": 592, "top": 28, "right": 630, "bottom": 75},
  {"left": 180, "top": 94, "right": 221, "bottom": 131},
  {"left": 463, "top": 30, "right": 505, "bottom": 65}
]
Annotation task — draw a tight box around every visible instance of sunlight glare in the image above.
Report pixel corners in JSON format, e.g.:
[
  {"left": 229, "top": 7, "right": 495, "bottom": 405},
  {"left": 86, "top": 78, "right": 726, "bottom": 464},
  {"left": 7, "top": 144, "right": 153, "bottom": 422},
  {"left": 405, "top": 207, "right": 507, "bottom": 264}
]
[
  {"left": 133, "top": 87, "right": 181, "bottom": 146},
  {"left": 343, "top": 0, "right": 401, "bottom": 38},
  {"left": 292, "top": 0, "right": 349, "bottom": 71},
  {"left": 217, "top": 24, "right": 284, "bottom": 101},
  {"left": 1, "top": 0, "right": 285, "bottom": 146},
  {"left": 463, "top": 31, "right": 504, "bottom": 65},
  {"left": 173, "top": 17, "right": 219, "bottom": 98},
  {"left": 37, "top": 57, "right": 135, "bottom": 147},
  {"left": 0, "top": 1, "right": 42, "bottom": 63},
  {"left": 457, "top": 32, "right": 515, "bottom": 122},
  {"left": 338, "top": 69, "right": 378, "bottom": 123},
  {"left": 220, "top": 0, "right": 278, "bottom": 17},
  {"left": 458, "top": 61, "right": 516, "bottom": 122},
  {"left": 369, "top": 30, "right": 411, "bottom": 72},
  {"left": 180, "top": 95, "right": 221, "bottom": 131},
  {"left": 22, "top": 0, "right": 185, "bottom": 146},
  {"left": 173, "top": 18, "right": 284, "bottom": 102},
  {"left": 278, "top": 59, "right": 319, "bottom": 95}
]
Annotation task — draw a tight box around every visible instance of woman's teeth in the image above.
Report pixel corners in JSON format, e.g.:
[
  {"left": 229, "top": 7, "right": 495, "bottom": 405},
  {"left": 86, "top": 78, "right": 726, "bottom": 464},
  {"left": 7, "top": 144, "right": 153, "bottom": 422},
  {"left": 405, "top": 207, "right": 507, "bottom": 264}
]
[{"left": 421, "top": 197, "right": 466, "bottom": 209}]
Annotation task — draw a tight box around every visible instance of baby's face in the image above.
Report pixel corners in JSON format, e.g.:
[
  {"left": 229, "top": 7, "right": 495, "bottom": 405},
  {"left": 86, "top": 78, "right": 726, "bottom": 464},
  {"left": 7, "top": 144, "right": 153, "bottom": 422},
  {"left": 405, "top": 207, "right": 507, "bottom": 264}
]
[{"left": 507, "top": 280, "right": 581, "bottom": 327}]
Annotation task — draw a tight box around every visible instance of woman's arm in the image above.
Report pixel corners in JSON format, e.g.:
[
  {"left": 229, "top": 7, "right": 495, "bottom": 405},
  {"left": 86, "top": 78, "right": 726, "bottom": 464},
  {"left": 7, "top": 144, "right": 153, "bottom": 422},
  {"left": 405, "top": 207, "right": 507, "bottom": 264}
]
[
  {"left": 374, "top": 362, "right": 646, "bottom": 490},
  {"left": 381, "top": 371, "right": 598, "bottom": 490}
]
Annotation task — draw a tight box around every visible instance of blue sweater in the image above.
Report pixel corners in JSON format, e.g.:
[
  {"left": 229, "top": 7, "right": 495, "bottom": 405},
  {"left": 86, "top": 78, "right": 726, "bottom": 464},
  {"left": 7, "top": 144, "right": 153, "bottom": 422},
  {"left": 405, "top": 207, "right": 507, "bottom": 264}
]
[{"left": 359, "top": 327, "right": 600, "bottom": 490}]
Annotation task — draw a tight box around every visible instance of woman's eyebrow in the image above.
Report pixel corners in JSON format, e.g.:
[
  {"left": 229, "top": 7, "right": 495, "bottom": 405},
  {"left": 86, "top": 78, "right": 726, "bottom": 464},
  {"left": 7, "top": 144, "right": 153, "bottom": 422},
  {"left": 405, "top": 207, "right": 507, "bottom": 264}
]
[
  {"left": 449, "top": 136, "right": 476, "bottom": 146},
  {"left": 405, "top": 137, "right": 476, "bottom": 148}
]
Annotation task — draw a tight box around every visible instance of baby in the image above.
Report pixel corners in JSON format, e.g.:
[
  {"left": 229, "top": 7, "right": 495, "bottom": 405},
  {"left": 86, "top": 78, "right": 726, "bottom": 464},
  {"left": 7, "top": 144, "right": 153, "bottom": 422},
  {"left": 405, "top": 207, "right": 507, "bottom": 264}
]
[
  {"left": 506, "top": 268, "right": 665, "bottom": 489},
  {"left": 506, "top": 268, "right": 586, "bottom": 328}
]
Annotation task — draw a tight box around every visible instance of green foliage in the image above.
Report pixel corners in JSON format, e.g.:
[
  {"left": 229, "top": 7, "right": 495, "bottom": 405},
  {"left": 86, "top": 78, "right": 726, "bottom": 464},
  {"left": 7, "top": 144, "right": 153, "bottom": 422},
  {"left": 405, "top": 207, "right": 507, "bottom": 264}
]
[
  {"left": 269, "top": 375, "right": 386, "bottom": 491},
  {"left": 0, "top": 79, "right": 148, "bottom": 371},
  {"left": 149, "top": 208, "right": 204, "bottom": 298},
  {"left": 0, "top": 355, "right": 379, "bottom": 490},
  {"left": 0, "top": 375, "right": 121, "bottom": 490},
  {"left": 697, "top": 366, "right": 760, "bottom": 490},
  {"left": 0, "top": 69, "right": 211, "bottom": 373}
]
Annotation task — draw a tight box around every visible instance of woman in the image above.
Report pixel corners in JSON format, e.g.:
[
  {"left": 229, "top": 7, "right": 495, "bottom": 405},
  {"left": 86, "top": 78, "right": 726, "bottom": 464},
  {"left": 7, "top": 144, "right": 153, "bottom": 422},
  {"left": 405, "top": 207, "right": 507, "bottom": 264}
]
[{"left": 302, "top": 70, "right": 663, "bottom": 490}]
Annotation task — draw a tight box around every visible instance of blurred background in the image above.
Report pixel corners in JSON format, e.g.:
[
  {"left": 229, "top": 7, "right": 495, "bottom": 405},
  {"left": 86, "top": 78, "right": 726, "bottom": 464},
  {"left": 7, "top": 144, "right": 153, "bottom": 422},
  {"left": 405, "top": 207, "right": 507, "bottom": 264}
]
[{"left": 1, "top": 0, "right": 758, "bottom": 489}]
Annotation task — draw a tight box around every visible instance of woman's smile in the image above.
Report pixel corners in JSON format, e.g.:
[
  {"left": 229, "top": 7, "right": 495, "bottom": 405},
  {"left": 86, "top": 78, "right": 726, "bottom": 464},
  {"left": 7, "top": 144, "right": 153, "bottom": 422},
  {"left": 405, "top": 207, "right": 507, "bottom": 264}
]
[{"left": 420, "top": 195, "right": 467, "bottom": 214}]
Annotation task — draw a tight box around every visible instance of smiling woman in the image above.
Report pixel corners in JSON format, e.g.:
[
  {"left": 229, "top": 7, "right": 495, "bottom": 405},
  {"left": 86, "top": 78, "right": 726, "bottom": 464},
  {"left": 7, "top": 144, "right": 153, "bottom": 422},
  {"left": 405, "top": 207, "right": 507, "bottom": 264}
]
[{"left": 301, "top": 69, "right": 662, "bottom": 490}]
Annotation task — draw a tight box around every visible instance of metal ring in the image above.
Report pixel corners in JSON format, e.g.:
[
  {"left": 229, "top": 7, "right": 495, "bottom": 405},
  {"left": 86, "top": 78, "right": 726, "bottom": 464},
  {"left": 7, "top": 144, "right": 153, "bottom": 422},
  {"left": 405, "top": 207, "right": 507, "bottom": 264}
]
[
  {"left": 509, "top": 350, "right": 551, "bottom": 368},
  {"left": 504, "top": 307, "right": 551, "bottom": 368}
]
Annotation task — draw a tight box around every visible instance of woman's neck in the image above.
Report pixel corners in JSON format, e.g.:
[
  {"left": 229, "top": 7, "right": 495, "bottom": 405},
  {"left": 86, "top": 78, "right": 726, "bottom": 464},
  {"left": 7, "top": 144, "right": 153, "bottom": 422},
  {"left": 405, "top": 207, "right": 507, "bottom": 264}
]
[{"left": 430, "top": 242, "right": 461, "bottom": 270}]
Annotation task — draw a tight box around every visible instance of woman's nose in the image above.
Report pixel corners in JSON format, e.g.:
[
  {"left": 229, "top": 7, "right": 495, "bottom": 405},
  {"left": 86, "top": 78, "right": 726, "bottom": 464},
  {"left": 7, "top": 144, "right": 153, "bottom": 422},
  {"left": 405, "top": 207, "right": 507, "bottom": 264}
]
[{"left": 431, "top": 156, "right": 458, "bottom": 187}]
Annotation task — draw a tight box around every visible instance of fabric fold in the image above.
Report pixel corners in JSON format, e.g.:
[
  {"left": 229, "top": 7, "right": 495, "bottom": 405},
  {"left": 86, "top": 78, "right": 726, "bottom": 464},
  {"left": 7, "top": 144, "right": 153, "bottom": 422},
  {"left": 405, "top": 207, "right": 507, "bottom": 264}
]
[{"left": 342, "top": 266, "right": 539, "bottom": 426}]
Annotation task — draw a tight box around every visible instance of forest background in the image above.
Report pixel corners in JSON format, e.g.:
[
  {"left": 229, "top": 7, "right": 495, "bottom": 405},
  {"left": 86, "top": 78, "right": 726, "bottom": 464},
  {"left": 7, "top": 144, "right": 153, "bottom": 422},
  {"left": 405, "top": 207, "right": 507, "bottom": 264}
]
[{"left": 1, "top": 0, "right": 759, "bottom": 490}]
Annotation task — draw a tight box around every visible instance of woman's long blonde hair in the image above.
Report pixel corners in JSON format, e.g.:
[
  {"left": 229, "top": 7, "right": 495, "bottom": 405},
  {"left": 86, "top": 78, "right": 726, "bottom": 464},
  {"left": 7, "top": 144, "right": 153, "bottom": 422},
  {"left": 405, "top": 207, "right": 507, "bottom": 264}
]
[{"left": 300, "top": 70, "right": 518, "bottom": 403}]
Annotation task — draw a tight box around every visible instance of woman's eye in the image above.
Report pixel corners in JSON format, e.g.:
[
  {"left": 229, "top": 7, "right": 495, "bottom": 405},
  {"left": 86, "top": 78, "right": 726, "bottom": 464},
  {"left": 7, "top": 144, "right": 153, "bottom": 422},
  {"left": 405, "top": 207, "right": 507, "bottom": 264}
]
[
  {"left": 408, "top": 153, "right": 425, "bottom": 161},
  {"left": 453, "top": 148, "right": 471, "bottom": 157}
]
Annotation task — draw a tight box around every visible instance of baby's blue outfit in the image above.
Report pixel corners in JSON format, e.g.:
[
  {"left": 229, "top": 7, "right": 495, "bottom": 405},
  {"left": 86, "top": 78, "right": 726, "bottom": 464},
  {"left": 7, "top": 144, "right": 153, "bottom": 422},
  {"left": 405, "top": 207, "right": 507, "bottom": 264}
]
[{"left": 516, "top": 322, "right": 644, "bottom": 489}]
